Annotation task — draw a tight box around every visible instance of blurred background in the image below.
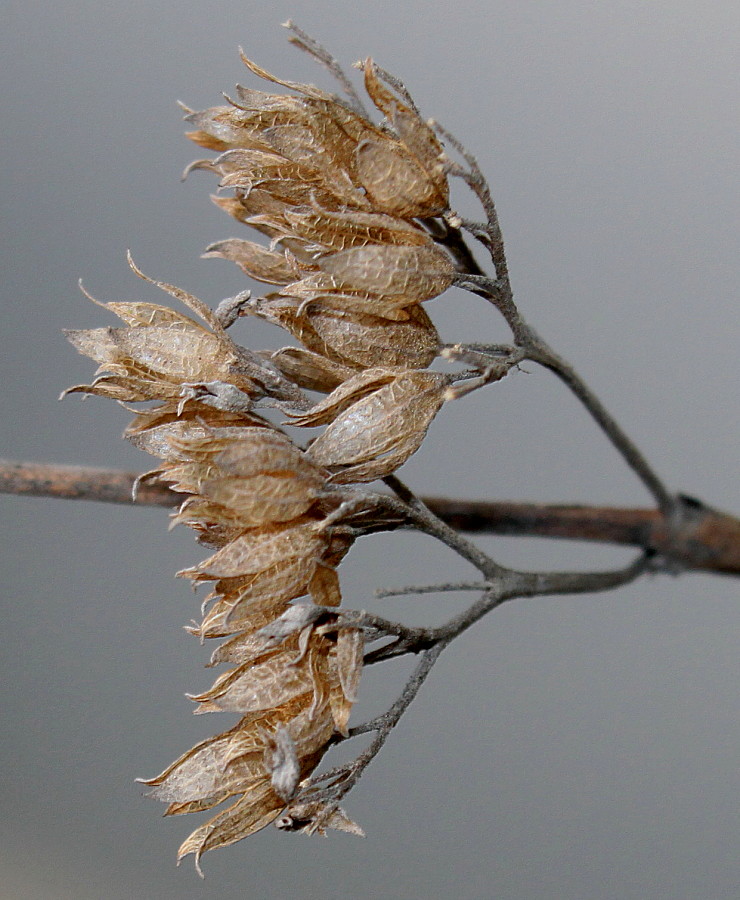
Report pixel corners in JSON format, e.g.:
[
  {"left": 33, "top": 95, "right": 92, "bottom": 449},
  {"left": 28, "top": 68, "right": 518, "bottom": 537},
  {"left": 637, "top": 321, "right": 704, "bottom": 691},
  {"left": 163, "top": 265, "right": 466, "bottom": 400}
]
[{"left": 1, "top": 1, "right": 738, "bottom": 897}]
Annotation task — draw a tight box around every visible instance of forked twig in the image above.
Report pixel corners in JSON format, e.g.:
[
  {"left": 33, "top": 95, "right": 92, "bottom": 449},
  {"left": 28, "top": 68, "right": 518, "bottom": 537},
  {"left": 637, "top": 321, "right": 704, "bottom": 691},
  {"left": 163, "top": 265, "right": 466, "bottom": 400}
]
[
  {"left": 283, "top": 20, "right": 369, "bottom": 118},
  {"left": 435, "top": 120, "right": 677, "bottom": 515}
]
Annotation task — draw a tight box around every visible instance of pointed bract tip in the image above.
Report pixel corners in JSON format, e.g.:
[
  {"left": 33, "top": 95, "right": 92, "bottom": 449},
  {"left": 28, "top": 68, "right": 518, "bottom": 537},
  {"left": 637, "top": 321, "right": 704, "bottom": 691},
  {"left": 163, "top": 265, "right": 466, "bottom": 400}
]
[
  {"left": 125, "top": 249, "right": 143, "bottom": 279},
  {"left": 174, "top": 850, "right": 204, "bottom": 878},
  {"left": 77, "top": 279, "right": 106, "bottom": 308}
]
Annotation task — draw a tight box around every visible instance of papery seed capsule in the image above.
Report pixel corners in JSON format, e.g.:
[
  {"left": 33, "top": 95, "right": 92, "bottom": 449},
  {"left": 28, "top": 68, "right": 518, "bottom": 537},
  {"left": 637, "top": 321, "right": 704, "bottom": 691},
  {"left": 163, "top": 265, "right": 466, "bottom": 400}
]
[{"left": 306, "top": 370, "right": 449, "bottom": 482}]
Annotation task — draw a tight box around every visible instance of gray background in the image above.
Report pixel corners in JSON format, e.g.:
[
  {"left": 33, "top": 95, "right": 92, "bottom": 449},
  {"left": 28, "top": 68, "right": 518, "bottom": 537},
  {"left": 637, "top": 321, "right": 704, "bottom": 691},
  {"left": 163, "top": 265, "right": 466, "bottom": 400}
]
[{"left": 1, "top": 1, "right": 738, "bottom": 898}]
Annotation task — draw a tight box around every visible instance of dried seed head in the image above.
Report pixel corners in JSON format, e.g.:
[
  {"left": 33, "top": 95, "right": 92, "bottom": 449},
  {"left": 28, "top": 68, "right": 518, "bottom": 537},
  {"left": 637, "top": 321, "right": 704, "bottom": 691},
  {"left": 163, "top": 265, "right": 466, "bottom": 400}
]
[
  {"left": 187, "top": 49, "right": 450, "bottom": 224},
  {"left": 335, "top": 626, "right": 364, "bottom": 704},
  {"left": 65, "top": 31, "right": 471, "bottom": 868},
  {"left": 267, "top": 346, "right": 357, "bottom": 393},
  {"left": 203, "top": 240, "right": 299, "bottom": 285},
  {"left": 286, "top": 366, "right": 402, "bottom": 427},
  {"left": 303, "top": 304, "right": 440, "bottom": 370},
  {"left": 314, "top": 243, "right": 454, "bottom": 303}
]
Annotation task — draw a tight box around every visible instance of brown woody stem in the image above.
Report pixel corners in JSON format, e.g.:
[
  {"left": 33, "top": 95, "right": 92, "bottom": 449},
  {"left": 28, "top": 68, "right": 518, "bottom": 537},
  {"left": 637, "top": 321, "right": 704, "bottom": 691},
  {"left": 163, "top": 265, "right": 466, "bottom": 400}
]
[{"left": 1, "top": 458, "right": 737, "bottom": 575}]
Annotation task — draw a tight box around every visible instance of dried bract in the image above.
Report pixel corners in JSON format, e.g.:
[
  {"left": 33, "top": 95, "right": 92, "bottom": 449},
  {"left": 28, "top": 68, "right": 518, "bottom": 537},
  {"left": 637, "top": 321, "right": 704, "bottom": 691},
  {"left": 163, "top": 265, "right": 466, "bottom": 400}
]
[{"left": 305, "top": 370, "right": 449, "bottom": 483}]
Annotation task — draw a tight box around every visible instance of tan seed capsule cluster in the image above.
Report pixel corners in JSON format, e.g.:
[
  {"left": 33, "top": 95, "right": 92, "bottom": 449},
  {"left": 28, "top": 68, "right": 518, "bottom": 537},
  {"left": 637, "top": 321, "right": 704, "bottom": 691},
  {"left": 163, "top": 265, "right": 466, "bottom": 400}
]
[{"left": 66, "top": 48, "right": 457, "bottom": 871}]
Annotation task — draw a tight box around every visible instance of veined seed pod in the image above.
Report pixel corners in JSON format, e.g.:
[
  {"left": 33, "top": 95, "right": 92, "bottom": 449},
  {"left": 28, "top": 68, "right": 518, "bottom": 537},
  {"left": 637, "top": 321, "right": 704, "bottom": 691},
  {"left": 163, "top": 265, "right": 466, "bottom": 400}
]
[{"left": 305, "top": 370, "right": 449, "bottom": 483}]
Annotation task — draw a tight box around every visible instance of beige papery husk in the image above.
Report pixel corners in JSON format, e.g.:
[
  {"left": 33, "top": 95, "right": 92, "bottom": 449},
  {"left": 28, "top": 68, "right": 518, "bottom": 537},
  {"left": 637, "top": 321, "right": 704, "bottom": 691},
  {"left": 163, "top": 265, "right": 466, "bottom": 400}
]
[
  {"left": 139, "top": 622, "right": 364, "bottom": 874},
  {"left": 65, "top": 282, "right": 366, "bottom": 857},
  {"left": 64, "top": 261, "right": 301, "bottom": 406},
  {"left": 289, "top": 367, "right": 450, "bottom": 483},
  {"left": 185, "top": 54, "right": 448, "bottom": 220}
]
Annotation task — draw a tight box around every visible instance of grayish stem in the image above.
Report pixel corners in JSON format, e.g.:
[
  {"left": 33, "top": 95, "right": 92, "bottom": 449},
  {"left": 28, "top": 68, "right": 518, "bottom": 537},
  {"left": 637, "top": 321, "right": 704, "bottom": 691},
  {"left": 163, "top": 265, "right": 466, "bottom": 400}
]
[{"left": 383, "top": 474, "right": 509, "bottom": 580}]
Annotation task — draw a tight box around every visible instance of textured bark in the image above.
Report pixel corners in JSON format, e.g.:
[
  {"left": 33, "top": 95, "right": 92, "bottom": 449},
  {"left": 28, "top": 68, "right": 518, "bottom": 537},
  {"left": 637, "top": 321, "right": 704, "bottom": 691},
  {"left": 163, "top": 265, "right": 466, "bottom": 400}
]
[{"left": 2, "top": 459, "right": 737, "bottom": 575}]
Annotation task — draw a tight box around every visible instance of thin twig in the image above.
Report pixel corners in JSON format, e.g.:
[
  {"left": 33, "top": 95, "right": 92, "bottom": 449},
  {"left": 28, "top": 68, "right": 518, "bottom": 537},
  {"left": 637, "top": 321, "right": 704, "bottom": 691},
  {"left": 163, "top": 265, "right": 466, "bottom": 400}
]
[
  {"left": 338, "top": 609, "right": 423, "bottom": 643},
  {"left": 372, "top": 63, "right": 421, "bottom": 115},
  {"left": 434, "top": 122, "right": 511, "bottom": 288},
  {"left": 283, "top": 20, "right": 370, "bottom": 119},
  {"left": 423, "top": 218, "right": 487, "bottom": 277},
  {"left": 305, "top": 551, "right": 650, "bottom": 810},
  {"left": 375, "top": 580, "right": 493, "bottom": 599},
  {"left": 362, "top": 555, "right": 650, "bottom": 653},
  {"left": 302, "top": 641, "right": 448, "bottom": 817},
  {"left": 436, "top": 119, "right": 678, "bottom": 515},
  {"left": 524, "top": 339, "right": 676, "bottom": 515},
  {"left": 383, "top": 474, "right": 508, "bottom": 580}
]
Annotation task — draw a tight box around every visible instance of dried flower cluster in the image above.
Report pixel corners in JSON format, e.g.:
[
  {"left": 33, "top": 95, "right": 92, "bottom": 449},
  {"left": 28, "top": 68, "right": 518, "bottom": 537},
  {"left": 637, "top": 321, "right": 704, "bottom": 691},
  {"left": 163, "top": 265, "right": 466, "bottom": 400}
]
[
  {"left": 58, "top": 23, "right": 706, "bottom": 880},
  {"left": 65, "top": 43, "right": 465, "bottom": 872}
]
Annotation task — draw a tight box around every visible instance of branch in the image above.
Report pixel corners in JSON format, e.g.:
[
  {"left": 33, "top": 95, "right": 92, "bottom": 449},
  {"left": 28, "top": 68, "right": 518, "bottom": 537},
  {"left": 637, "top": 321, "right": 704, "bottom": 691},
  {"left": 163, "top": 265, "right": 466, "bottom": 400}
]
[
  {"left": 435, "top": 126, "right": 678, "bottom": 515},
  {"left": 383, "top": 474, "right": 507, "bottom": 580},
  {"left": 303, "top": 550, "right": 650, "bottom": 812},
  {"left": 0, "top": 458, "right": 174, "bottom": 507},
  {"left": 2, "top": 459, "right": 737, "bottom": 575},
  {"left": 524, "top": 339, "right": 676, "bottom": 514},
  {"left": 425, "top": 494, "right": 740, "bottom": 576}
]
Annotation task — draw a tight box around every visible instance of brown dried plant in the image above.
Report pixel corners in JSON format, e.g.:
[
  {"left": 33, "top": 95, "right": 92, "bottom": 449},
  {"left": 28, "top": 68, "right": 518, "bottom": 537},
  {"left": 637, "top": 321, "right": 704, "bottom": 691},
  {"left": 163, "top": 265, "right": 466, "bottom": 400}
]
[
  {"left": 63, "top": 29, "right": 461, "bottom": 871},
  {"left": 49, "top": 22, "right": 736, "bottom": 875}
]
